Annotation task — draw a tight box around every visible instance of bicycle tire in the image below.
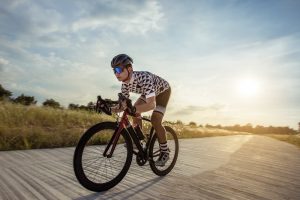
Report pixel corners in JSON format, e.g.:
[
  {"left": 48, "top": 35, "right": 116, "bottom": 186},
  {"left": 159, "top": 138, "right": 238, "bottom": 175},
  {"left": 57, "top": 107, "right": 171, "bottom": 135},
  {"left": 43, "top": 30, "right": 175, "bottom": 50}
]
[
  {"left": 73, "top": 122, "right": 133, "bottom": 192},
  {"left": 149, "top": 126, "right": 179, "bottom": 176}
]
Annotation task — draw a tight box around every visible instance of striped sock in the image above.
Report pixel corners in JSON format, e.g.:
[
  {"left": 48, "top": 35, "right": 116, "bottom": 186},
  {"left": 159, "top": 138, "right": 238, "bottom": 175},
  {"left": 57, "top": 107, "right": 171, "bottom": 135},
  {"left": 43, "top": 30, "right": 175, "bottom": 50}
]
[{"left": 159, "top": 142, "right": 169, "bottom": 154}]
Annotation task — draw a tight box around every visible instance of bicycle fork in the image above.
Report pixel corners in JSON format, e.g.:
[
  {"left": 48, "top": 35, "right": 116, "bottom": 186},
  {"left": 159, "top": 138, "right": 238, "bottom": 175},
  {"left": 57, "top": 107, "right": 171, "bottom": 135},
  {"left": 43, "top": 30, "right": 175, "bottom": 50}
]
[{"left": 103, "top": 124, "right": 122, "bottom": 158}]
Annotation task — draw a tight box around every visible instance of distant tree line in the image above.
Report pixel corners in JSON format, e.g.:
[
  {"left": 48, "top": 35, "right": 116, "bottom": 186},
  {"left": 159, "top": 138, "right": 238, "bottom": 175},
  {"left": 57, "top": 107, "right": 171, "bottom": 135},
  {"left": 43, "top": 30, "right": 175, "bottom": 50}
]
[
  {"left": 67, "top": 102, "right": 94, "bottom": 111},
  {"left": 200, "top": 123, "right": 297, "bottom": 135},
  {"left": 0, "top": 84, "right": 93, "bottom": 111},
  {"left": 165, "top": 120, "right": 296, "bottom": 135}
]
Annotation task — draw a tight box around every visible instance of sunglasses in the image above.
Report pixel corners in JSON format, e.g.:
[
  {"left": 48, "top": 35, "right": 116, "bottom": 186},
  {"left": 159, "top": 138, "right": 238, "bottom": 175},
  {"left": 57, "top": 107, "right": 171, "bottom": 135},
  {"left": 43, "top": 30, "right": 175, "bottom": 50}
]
[{"left": 113, "top": 66, "right": 124, "bottom": 74}]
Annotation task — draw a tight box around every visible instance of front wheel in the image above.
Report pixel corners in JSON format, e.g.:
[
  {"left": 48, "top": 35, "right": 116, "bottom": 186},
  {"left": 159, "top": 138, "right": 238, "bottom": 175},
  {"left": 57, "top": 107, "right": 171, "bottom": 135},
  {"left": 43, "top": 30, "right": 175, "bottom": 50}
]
[
  {"left": 149, "top": 126, "right": 179, "bottom": 176},
  {"left": 73, "top": 122, "right": 133, "bottom": 192}
]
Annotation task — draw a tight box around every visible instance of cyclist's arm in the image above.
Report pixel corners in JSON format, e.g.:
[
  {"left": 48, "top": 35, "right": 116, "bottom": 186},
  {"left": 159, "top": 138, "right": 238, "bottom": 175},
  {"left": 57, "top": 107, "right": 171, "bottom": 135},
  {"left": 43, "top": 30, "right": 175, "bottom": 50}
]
[
  {"left": 135, "top": 96, "right": 156, "bottom": 113},
  {"left": 111, "top": 96, "right": 155, "bottom": 114},
  {"left": 110, "top": 84, "right": 130, "bottom": 113},
  {"left": 111, "top": 104, "right": 124, "bottom": 113}
]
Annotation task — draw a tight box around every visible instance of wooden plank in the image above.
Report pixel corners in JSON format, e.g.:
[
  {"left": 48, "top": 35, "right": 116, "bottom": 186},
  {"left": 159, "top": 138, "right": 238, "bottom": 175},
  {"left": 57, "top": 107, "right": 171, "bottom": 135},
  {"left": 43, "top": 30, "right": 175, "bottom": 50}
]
[{"left": 0, "top": 135, "right": 299, "bottom": 199}]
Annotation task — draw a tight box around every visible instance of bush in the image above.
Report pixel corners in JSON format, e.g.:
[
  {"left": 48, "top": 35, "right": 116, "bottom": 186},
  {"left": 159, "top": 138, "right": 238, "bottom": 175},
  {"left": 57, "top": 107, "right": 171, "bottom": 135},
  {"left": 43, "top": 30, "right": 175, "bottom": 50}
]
[
  {"left": 0, "top": 84, "right": 12, "bottom": 100},
  {"left": 14, "top": 94, "right": 37, "bottom": 105},
  {"left": 43, "top": 99, "right": 61, "bottom": 109}
]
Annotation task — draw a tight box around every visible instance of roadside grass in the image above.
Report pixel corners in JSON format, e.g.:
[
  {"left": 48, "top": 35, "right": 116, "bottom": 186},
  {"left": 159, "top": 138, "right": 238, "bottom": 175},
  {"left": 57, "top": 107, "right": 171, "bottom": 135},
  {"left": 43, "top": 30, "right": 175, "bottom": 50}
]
[
  {"left": 0, "top": 102, "right": 249, "bottom": 151},
  {"left": 0, "top": 102, "right": 113, "bottom": 150},
  {"left": 165, "top": 124, "right": 250, "bottom": 139},
  {"left": 264, "top": 134, "right": 300, "bottom": 148},
  {"left": 1, "top": 102, "right": 299, "bottom": 150}
]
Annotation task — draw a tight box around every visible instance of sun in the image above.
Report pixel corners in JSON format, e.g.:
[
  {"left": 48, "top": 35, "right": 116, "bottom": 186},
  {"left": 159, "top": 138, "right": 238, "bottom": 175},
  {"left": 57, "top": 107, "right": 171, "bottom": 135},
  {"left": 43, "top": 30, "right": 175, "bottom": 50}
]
[{"left": 237, "top": 78, "right": 260, "bottom": 97}]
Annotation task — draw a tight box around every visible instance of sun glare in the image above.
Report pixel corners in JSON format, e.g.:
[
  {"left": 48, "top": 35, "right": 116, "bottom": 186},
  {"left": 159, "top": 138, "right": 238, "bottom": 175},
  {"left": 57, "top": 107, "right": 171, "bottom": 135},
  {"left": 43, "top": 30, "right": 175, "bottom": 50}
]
[{"left": 237, "top": 78, "right": 260, "bottom": 97}]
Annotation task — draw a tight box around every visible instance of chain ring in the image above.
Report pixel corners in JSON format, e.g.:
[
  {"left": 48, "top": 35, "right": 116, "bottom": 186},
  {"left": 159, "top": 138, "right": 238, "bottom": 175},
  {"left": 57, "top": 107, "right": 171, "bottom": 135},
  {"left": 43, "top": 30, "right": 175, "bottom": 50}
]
[{"left": 136, "top": 152, "right": 147, "bottom": 166}]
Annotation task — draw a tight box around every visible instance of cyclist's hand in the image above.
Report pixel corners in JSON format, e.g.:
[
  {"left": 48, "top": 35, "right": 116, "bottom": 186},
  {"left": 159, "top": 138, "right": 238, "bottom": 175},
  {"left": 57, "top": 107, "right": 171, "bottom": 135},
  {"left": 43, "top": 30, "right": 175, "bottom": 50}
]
[
  {"left": 120, "top": 100, "right": 127, "bottom": 110},
  {"left": 127, "top": 104, "right": 137, "bottom": 116},
  {"left": 96, "top": 100, "right": 112, "bottom": 115},
  {"left": 128, "top": 107, "right": 137, "bottom": 116}
]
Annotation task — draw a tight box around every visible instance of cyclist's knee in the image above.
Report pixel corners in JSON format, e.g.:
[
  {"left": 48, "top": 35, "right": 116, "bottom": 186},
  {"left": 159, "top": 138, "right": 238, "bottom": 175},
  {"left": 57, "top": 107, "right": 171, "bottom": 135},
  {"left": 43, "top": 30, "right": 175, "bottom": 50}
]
[
  {"left": 133, "top": 112, "right": 141, "bottom": 119},
  {"left": 133, "top": 113, "right": 141, "bottom": 125},
  {"left": 151, "top": 114, "right": 163, "bottom": 128}
]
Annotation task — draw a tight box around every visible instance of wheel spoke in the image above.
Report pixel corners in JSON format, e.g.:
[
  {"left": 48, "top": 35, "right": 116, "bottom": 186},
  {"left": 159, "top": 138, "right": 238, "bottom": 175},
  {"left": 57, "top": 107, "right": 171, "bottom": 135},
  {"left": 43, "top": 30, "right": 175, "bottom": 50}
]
[
  {"left": 79, "top": 129, "right": 130, "bottom": 184},
  {"left": 149, "top": 126, "right": 179, "bottom": 176}
]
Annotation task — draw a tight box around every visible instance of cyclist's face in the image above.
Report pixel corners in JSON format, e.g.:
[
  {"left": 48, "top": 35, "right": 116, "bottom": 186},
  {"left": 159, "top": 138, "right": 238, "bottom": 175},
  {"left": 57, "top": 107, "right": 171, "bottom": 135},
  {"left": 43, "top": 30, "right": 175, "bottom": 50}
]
[{"left": 114, "top": 65, "right": 130, "bottom": 82}]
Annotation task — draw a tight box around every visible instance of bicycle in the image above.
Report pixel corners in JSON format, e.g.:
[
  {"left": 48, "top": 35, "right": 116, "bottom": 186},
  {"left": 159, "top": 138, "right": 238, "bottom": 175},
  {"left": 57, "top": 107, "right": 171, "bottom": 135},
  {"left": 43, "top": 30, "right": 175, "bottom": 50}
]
[{"left": 73, "top": 93, "right": 179, "bottom": 192}]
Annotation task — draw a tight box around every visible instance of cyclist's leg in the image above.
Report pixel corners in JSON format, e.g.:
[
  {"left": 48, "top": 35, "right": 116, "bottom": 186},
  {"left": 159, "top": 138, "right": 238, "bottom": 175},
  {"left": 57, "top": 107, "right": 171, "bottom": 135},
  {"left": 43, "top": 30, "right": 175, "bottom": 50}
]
[
  {"left": 151, "top": 88, "right": 171, "bottom": 143},
  {"left": 132, "top": 95, "right": 147, "bottom": 128},
  {"left": 151, "top": 88, "right": 171, "bottom": 166},
  {"left": 151, "top": 112, "right": 166, "bottom": 143}
]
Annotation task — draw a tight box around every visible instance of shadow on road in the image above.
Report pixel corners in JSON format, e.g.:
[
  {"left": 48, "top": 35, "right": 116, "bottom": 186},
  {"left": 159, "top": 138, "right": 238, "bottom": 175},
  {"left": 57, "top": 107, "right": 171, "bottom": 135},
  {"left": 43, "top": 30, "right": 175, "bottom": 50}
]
[{"left": 73, "top": 176, "right": 164, "bottom": 200}]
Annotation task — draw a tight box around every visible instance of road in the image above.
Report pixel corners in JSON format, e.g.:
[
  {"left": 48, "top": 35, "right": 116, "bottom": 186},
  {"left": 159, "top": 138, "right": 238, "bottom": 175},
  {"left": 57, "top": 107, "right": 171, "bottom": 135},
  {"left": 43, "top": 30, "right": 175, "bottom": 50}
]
[{"left": 0, "top": 135, "right": 300, "bottom": 200}]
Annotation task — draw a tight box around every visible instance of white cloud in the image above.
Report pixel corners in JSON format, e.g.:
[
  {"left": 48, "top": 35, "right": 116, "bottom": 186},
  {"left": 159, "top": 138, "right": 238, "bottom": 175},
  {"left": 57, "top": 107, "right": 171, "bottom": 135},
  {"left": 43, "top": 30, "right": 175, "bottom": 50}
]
[
  {"left": 0, "top": 57, "right": 9, "bottom": 73},
  {"left": 161, "top": 34, "right": 300, "bottom": 126},
  {"left": 2, "top": 0, "right": 26, "bottom": 9},
  {"left": 28, "top": 6, "right": 65, "bottom": 36},
  {"left": 0, "top": 57, "right": 9, "bottom": 66},
  {"left": 172, "top": 104, "right": 225, "bottom": 116},
  {"left": 72, "top": 1, "right": 164, "bottom": 34}
]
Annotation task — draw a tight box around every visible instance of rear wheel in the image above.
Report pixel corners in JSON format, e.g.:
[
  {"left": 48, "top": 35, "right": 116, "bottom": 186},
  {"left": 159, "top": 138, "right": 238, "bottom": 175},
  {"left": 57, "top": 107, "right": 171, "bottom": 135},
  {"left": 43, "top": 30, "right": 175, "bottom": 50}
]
[
  {"left": 149, "top": 126, "right": 179, "bottom": 176},
  {"left": 73, "top": 122, "right": 133, "bottom": 192}
]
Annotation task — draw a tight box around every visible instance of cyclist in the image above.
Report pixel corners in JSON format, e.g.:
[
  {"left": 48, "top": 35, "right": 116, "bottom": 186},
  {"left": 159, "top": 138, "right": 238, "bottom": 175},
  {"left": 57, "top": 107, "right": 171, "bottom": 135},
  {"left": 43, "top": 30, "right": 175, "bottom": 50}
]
[{"left": 110, "top": 54, "right": 171, "bottom": 166}]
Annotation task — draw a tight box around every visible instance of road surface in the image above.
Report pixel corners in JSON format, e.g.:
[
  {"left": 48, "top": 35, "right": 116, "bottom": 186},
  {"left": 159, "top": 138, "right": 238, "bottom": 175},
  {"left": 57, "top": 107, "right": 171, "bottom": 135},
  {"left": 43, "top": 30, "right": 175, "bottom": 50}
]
[{"left": 0, "top": 135, "right": 300, "bottom": 200}]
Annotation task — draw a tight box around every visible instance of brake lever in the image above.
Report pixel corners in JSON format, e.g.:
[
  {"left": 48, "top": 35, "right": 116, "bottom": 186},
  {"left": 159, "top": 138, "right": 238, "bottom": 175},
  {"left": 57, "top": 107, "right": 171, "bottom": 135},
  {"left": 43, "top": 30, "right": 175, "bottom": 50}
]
[
  {"left": 95, "top": 96, "right": 103, "bottom": 113},
  {"left": 118, "top": 93, "right": 126, "bottom": 101},
  {"left": 96, "top": 95, "right": 109, "bottom": 114},
  {"left": 117, "top": 93, "right": 126, "bottom": 109}
]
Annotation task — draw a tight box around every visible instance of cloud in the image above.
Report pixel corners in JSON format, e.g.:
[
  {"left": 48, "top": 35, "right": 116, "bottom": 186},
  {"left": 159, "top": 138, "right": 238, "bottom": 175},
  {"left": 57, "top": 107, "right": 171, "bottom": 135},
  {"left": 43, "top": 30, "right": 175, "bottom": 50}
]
[
  {"left": 0, "top": 42, "right": 104, "bottom": 104},
  {"left": 1, "top": 1, "right": 64, "bottom": 36},
  {"left": 71, "top": 1, "right": 164, "bottom": 34},
  {"left": 0, "top": 57, "right": 9, "bottom": 66},
  {"left": 173, "top": 104, "right": 225, "bottom": 116},
  {"left": 0, "top": 1, "right": 71, "bottom": 53},
  {"left": 0, "top": 57, "right": 9, "bottom": 73}
]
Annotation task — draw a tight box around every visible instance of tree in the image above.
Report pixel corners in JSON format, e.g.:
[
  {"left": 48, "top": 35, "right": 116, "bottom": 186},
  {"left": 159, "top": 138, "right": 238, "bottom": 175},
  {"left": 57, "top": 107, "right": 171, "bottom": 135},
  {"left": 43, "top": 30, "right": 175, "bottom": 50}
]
[
  {"left": 79, "top": 105, "right": 87, "bottom": 110},
  {"left": 68, "top": 103, "right": 79, "bottom": 110},
  {"left": 43, "top": 99, "right": 60, "bottom": 109},
  {"left": 176, "top": 120, "right": 184, "bottom": 125},
  {"left": 189, "top": 121, "right": 197, "bottom": 127},
  {"left": 243, "top": 123, "right": 253, "bottom": 132},
  {"left": 69, "top": 102, "right": 95, "bottom": 111},
  {"left": 0, "top": 84, "right": 12, "bottom": 100},
  {"left": 87, "top": 102, "right": 95, "bottom": 110},
  {"left": 205, "top": 124, "right": 213, "bottom": 128},
  {"left": 14, "top": 94, "right": 37, "bottom": 105}
]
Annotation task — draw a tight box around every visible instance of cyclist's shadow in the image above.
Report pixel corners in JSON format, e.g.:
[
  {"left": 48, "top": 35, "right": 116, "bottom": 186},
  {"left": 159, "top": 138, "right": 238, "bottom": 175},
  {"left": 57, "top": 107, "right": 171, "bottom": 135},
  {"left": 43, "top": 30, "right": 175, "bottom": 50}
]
[{"left": 74, "top": 176, "right": 164, "bottom": 200}]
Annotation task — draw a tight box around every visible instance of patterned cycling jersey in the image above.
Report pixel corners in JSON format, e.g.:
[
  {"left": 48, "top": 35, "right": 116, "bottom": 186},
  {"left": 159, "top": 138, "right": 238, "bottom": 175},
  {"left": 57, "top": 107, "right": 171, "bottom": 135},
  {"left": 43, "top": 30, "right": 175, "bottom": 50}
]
[{"left": 121, "top": 71, "right": 170, "bottom": 99}]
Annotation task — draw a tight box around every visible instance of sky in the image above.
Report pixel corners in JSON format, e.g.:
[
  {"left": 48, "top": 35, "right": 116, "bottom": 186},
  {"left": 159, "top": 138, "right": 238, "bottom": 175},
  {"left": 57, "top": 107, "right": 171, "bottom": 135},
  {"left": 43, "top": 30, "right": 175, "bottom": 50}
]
[{"left": 1, "top": 0, "right": 300, "bottom": 129}]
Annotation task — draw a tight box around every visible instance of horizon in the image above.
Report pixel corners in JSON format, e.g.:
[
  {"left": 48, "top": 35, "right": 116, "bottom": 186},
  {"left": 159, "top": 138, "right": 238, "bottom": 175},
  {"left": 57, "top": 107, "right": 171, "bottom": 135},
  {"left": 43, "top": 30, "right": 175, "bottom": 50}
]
[
  {"left": 1, "top": 0, "right": 300, "bottom": 129},
  {"left": 1, "top": 90, "right": 298, "bottom": 131}
]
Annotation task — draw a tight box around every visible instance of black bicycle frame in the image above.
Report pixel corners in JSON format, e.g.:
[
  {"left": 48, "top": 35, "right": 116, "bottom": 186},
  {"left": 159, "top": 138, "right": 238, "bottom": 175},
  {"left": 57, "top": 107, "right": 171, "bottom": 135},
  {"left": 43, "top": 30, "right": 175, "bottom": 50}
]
[{"left": 103, "top": 110, "right": 154, "bottom": 158}]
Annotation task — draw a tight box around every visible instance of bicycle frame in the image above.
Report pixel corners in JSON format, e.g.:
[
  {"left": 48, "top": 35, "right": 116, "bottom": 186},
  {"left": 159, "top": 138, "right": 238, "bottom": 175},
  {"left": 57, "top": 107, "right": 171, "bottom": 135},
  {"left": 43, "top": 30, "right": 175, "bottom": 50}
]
[
  {"left": 103, "top": 110, "right": 153, "bottom": 158},
  {"left": 74, "top": 94, "right": 179, "bottom": 192}
]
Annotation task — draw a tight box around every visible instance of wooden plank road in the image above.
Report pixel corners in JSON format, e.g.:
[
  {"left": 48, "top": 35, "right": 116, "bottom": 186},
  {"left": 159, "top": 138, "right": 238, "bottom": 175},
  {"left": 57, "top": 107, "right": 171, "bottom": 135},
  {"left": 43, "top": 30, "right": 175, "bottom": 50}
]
[{"left": 0, "top": 135, "right": 300, "bottom": 200}]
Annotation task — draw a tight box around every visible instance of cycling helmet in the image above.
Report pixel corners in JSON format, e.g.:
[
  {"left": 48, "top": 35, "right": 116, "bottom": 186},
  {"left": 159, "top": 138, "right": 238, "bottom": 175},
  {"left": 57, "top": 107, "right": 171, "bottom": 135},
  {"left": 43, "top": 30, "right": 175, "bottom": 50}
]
[{"left": 111, "top": 54, "right": 133, "bottom": 68}]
